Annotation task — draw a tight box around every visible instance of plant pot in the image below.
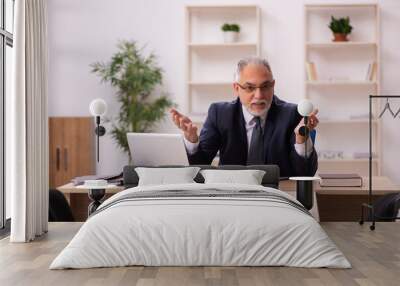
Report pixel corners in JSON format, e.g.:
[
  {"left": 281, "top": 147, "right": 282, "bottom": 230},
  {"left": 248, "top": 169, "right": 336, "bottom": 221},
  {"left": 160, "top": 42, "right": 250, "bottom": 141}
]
[
  {"left": 223, "top": 31, "right": 239, "bottom": 43},
  {"left": 333, "top": 33, "right": 349, "bottom": 42}
]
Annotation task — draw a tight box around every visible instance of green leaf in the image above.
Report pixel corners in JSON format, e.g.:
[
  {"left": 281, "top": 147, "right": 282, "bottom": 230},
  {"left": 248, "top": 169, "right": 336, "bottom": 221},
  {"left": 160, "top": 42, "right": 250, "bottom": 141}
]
[
  {"left": 221, "top": 23, "right": 240, "bottom": 32},
  {"left": 91, "top": 40, "right": 175, "bottom": 157},
  {"left": 328, "top": 15, "right": 353, "bottom": 35}
]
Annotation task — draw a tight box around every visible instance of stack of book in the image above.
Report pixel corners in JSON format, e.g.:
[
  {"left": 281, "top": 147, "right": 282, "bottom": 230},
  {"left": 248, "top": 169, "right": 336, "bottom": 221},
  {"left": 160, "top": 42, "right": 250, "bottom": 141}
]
[{"left": 319, "top": 173, "right": 363, "bottom": 187}]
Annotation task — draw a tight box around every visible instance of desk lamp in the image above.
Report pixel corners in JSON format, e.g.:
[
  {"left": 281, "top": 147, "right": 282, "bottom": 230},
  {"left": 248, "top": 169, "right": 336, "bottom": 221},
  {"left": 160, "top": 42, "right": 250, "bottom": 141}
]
[
  {"left": 89, "top": 98, "right": 107, "bottom": 162},
  {"left": 289, "top": 99, "right": 319, "bottom": 210}
]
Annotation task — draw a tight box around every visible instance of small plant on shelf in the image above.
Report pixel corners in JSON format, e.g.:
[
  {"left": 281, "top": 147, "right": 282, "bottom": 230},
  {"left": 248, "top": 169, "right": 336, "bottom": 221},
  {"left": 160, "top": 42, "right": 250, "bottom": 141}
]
[
  {"left": 221, "top": 23, "right": 240, "bottom": 43},
  {"left": 328, "top": 16, "right": 353, "bottom": 42}
]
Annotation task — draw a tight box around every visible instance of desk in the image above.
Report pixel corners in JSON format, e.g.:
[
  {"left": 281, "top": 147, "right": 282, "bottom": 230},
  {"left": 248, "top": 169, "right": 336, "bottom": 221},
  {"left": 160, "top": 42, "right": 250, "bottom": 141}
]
[
  {"left": 279, "top": 176, "right": 398, "bottom": 194},
  {"left": 57, "top": 183, "right": 124, "bottom": 221},
  {"left": 58, "top": 176, "right": 399, "bottom": 222},
  {"left": 281, "top": 176, "right": 400, "bottom": 221},
  {"left": 314, "top": 176, "right": 399, "bottom": 221}
]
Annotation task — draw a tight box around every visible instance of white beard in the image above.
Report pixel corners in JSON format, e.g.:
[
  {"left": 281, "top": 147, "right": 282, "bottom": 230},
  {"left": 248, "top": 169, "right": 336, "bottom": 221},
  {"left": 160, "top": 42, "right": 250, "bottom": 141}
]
[{"left": 246, "top": 101, "right": 271, "bottom": 117}]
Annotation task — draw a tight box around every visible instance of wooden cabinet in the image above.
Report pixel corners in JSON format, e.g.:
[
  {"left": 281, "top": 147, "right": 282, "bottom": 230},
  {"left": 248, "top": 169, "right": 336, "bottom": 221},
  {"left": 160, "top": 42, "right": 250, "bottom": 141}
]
[{"left": 49, "top": 117, "right": 95, "bottom": 189}]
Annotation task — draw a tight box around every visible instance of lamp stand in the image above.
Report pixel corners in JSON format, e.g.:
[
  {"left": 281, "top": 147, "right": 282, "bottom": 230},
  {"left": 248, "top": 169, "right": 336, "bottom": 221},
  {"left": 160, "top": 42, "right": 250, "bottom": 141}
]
[
  {"left": 296, "top": 180, "right": 313, "bottom": 210},
  {"left": 94, "top": 116, "right": 106, "bottom": 162},
  {"left": 290, "top": 116, "right": 317, "bottom": 210},
  {"left": 88, "top": 188, "right": 106, "bottom": 216}
]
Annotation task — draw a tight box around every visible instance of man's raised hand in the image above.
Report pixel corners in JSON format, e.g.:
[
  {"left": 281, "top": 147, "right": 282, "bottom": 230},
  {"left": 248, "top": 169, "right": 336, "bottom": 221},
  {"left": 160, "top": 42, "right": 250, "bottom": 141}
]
[{"left": 170, "top": 109, "right": 199, "bottom": 143}]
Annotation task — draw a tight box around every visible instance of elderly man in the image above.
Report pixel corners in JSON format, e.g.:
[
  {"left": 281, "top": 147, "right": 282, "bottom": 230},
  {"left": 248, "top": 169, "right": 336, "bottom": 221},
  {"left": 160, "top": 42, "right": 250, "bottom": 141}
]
[{"left": 171, "top": 57, "right": 318, "bottom": 177}]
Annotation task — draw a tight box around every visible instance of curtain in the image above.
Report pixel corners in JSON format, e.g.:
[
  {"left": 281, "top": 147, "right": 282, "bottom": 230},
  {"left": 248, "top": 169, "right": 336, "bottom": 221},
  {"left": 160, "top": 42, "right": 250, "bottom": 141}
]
[{"left": 10, "top": 0, "right": 49, "bottom": 242}]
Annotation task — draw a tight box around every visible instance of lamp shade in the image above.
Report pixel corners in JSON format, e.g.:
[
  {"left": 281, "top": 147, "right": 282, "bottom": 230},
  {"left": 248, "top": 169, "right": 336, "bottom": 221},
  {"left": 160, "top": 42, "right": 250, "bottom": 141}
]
[
  {"left": 89, "top": 98, "right": 107, "bottom": 116},
  {"left": 297, "top": 99, "right": 314, "bottom": 117}
]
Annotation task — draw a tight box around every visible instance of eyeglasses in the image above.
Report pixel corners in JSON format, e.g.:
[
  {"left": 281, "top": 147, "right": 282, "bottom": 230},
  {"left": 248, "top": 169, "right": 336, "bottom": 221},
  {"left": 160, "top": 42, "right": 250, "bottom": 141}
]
[{"left": 236, "top": 81, "right": 275, "bottom": 94}]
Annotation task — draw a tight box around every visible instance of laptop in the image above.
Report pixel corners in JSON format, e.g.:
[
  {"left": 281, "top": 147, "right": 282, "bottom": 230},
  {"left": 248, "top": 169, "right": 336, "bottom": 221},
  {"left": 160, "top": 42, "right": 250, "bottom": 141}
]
[{"left": 127, "top": 133, "right": 189, "bottom": 166}]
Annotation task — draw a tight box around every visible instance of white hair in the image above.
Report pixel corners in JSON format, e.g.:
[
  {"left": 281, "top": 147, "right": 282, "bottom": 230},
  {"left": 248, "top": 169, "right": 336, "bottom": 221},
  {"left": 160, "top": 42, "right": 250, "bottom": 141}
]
[{"left": 234, "top": 56, "right": 273, "bottom": 82}]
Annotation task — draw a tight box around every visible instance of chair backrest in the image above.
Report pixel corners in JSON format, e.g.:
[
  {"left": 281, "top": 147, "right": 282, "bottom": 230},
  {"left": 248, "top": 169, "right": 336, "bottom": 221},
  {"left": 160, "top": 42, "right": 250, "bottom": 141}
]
[
  {"left": 370, "top": 192, "right": 400, "bottom": 221},
  {"left": 123, "top": 164, "right": 280, "bottom": 189}
]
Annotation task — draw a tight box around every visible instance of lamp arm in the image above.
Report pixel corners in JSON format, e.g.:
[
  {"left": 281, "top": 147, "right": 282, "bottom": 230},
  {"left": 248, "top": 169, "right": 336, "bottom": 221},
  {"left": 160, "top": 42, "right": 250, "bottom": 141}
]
[
  {"left": 298, "top": 116, "right": 309, "bottom": 138},
  {"left": 96, "top": 116, "right": 100, "bottom": 162}
]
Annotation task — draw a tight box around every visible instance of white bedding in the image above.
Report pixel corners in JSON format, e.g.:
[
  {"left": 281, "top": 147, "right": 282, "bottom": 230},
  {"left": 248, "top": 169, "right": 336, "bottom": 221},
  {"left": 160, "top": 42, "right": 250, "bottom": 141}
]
[{"left": 50, "top": 183, "right": 351, "bottom": 269}]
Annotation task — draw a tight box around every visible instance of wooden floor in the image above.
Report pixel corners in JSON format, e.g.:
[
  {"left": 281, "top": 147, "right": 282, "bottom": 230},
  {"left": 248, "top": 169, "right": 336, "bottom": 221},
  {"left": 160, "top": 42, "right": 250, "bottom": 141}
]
[{"left": 0, "top": 222, "right": 399, "bottom": 286}]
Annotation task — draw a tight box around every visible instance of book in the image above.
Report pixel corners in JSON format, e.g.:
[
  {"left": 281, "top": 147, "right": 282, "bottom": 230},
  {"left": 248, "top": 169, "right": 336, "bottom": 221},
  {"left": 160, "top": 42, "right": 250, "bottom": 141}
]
[
  {"left": 353, "top": 152, "right": 376, "bottom": 159},
  {"left": 306, "top": 62, "right": 318, "bottom": 81},
  {"left": 365, "top": 63, "right": 372, "bottom": 81},
  {"left": 369, "top": 62, "right": 377, "bottom": 81},
  {"left": 319, "top": 173, "right": 362, "bottom": 187},
  {"left": 349, "top": 113, "right": 370, "bottom": 120},
  {"left": 366, "top": 62, "right": 377, "bottom": 82}
]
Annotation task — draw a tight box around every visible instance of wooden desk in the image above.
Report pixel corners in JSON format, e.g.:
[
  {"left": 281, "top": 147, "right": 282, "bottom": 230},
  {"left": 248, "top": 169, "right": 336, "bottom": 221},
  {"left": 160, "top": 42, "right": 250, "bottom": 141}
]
[
  {"left": 58, "top": 183, "right": 124, "bottom": 201},
  {"left": 280, "top": 176, "right": 400, "bottom": 221},
  {"left": 314, "top": 177, "right": 399, "bottom": 221},
  {"left": 58, "top": 182, "right": 299, "bottom": 221},
  {"left": 58, "top": 176, "right": 399, "bottom": 222},
  {"left": 57, "top": 183, "right": 124, "bottom": 221},
  {"left": 280, "top": 176, "right": 399, "bottom": 193}
]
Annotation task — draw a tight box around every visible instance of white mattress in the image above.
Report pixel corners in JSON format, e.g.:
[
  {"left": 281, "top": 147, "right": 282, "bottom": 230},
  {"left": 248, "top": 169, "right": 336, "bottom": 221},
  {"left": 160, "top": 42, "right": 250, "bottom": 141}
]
[{"left": 50, "top": 183, "right": 351, "bottom": 269}]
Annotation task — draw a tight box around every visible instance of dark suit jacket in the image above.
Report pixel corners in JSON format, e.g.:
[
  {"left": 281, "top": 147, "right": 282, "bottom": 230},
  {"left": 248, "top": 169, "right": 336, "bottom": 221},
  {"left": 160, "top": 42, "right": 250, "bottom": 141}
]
[{"left": 188, "top": 96, "right": 318, "bottom": 177}]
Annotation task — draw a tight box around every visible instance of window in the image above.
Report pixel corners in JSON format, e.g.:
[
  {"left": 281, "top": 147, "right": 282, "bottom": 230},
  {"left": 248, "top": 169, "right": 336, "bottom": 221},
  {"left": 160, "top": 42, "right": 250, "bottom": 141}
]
[{"left": 0, "top": 0, "right": 14, "bottom": 232}]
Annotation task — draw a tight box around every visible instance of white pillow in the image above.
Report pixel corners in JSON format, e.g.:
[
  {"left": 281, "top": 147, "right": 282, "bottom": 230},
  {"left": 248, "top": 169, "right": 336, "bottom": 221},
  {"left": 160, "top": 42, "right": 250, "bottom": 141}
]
[
  {"left": 135, "top": 167, "right": 201, "bottom": 186},
  {"left": 200, "top": 169, "right": 266, "bottom": 185}
]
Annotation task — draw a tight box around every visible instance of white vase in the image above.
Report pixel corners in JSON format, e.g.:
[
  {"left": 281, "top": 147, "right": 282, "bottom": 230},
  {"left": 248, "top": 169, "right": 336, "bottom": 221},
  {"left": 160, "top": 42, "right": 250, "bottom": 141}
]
[{"left": 223, "top": 31, "right": 239, "bottom": 43}]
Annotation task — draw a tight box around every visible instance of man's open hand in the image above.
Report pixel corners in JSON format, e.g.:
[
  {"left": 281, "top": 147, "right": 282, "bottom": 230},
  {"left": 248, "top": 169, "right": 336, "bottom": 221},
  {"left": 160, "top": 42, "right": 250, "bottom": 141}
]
[{"left": 170, "top": 109, "right": 199, "bottom": 143}]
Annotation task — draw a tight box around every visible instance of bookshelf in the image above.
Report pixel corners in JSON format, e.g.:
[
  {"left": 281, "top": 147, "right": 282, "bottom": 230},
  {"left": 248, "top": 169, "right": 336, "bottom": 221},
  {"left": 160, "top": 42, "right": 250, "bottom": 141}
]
[
  {"left": 185, "top": 5, "right": 261, "bottom": 119},
  {"left": 304, "top": 3, "right": 380, "bottom": 176}
]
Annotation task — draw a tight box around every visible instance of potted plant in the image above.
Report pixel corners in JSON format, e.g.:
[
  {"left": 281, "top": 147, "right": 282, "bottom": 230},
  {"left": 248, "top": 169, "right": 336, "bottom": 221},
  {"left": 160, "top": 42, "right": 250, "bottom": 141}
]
[
  {"left": 91, "top": 41, "right": 174, "bottom": 162},
  {"left": 221, "top": 23, "right": 240, "bottom": 43},
  {"left": 328, "top": 16, "right": 353, "bottom": 42}
]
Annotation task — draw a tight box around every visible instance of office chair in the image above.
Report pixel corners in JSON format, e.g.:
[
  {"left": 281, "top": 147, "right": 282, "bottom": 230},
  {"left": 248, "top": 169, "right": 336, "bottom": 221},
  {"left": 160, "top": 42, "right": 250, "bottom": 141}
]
[{"left": 49, "top": 189, "right": 75, "bottom": 222}]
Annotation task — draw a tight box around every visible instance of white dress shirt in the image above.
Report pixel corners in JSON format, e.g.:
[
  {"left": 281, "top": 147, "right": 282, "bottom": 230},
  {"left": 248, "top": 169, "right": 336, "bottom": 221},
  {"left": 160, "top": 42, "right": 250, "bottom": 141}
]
[{"left": 184, "top": 105, "right": 313, "bottom": 157}]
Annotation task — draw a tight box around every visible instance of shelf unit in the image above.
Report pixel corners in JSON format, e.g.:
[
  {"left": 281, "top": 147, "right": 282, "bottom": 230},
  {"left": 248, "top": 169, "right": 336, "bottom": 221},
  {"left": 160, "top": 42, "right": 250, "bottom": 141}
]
[
  {"left": 185, "top": 5, "right": 261, "bottom": 119},
  {"left": 304, "top": 3, "right": 380, "bottom": 176}
]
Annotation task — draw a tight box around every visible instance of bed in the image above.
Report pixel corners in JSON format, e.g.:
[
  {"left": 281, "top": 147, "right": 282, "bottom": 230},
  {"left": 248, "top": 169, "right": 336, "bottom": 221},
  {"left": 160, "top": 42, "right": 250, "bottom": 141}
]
[{"left": 50, "top": 165, "right": 351, "bottom": 269}]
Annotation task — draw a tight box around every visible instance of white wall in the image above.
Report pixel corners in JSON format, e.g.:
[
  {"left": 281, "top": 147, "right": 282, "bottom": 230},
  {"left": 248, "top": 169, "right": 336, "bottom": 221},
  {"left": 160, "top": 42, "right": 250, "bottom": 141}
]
[{"left": 47, "top": 0, "right": 400, "bottom": 183}]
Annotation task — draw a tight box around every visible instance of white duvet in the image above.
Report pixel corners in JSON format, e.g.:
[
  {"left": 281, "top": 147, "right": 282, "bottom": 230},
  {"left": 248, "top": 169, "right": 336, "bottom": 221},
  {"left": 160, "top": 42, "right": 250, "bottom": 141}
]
[{"left": 50, "top": 183, "right": 351, "bottom": 269}]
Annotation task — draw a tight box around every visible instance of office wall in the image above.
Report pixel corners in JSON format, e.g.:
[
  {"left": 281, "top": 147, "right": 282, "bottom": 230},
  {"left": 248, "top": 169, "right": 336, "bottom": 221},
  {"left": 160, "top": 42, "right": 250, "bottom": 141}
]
[{"left": 47, "top": 0, "right": 400, "bottom": 183}]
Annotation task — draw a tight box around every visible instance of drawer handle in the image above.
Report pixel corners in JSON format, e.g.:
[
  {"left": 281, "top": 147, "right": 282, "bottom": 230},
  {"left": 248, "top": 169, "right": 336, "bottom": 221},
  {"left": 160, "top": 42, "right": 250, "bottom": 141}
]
[
  {"left": 64, "top": 148, "right": 68, "bottom": 171},
  {"left": 56, "top": 147, "right": 60, "bottom": 171}
]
